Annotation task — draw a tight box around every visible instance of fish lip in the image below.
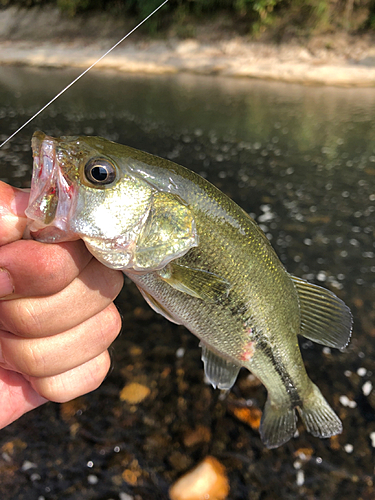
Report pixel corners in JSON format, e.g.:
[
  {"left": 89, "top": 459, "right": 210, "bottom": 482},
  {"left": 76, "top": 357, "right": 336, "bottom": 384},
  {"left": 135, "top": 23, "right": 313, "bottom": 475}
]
[
  {"left": 27, "top": 225, "right": 81, "bottom": 243},
  {"left": 25, "top": 131, "right": 77, "bottom": 241}
]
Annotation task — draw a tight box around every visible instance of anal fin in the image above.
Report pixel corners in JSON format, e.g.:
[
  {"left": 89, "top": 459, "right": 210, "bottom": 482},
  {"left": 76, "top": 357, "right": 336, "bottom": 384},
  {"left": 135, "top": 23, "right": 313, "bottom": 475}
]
[{"left": 200, "top": 343, "right": 240, "bottom": 390}]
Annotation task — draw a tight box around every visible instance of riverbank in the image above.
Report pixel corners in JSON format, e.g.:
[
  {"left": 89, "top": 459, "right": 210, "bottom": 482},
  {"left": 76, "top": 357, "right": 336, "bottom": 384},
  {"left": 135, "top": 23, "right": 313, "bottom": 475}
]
[{"left": 1, "top": 6, "right": 375, "bottom": 86}]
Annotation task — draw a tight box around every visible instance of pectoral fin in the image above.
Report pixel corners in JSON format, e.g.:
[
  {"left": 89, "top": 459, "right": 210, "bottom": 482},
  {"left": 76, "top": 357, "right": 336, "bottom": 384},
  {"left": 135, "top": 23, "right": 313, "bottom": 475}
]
[
  {"left": 157, "top": 263, "right": 231, "bottom": 302},
  {"left": 291, "top": 275, "right": 352, "bottom": 350},
  {"left": 136, "top": 286, "right": 182, "bottom": 325},
  {"left": 200, "top": 343, "right": 241, "bottom": 390}
]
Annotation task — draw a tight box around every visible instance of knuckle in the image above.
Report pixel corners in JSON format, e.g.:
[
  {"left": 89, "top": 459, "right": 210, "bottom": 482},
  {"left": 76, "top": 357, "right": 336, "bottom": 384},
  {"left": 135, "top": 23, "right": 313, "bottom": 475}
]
[
  {"left": 32, "top": 352, "right": 110, "bottom": 403},
  {"left": 0, "top": 299, "right": 45, "bottom": 337},
  {"left": 101, "top": 304, "right": 122, "bottom": 340},
  {"left": 85, "top": 353, "right": 111, "bottom": 391},
  {"left": 19, "top": 342, "right": 48, "bottom": 377},
  {"left": 12, "top": 299, "right": 45, "bottom": 337},
  {"left": 31, "top": 378, "right": 65, "bottom": 403},
  {"left": 87, "top": 304, "right": 122, "bottom": 353},
  {"left": 1, "top": 337, "right": 47, "bottom": 377}
]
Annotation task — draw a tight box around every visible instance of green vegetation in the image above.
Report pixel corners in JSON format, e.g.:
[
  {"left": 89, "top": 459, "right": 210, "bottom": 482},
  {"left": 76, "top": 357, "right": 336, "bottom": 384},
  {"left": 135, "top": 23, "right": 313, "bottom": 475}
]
[{"left": 1, "top": 0, "right": 375, "bottom": 35}]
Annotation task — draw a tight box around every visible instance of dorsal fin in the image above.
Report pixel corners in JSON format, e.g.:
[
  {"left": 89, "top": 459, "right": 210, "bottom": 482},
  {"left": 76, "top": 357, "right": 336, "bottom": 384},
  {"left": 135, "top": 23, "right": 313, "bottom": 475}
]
[{"left": 291, "top": 275, "right": 352, "bottom": 350}]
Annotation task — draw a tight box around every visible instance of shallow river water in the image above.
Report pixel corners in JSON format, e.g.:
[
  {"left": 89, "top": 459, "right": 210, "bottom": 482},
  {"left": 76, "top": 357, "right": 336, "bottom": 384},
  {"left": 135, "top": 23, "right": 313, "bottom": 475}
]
[{"left": 0, "top": 66, "right": 374, "bottom": 500}]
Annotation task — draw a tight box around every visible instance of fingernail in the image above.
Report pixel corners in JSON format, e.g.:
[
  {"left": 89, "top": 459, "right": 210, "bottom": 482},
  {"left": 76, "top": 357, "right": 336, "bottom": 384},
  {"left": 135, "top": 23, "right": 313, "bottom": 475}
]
[
  {"left": 10, "top": 188, "right": 30, "bottom": 217},
  {"left": 0, "top": 268, "right": 14, "bottom": 298}
]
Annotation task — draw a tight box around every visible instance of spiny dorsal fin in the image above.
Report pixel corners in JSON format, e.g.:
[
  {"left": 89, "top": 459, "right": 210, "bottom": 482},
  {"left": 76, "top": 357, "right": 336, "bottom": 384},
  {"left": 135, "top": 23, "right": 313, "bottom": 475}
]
[
  {"left": 291, "top": 275, "right": 352, "bottom": 350},
  {"left": 200, "top": 343, "right": 241, "bottom": 390},
  {"left": 158, "top": 262, "right": 231, "bottom": 302}
]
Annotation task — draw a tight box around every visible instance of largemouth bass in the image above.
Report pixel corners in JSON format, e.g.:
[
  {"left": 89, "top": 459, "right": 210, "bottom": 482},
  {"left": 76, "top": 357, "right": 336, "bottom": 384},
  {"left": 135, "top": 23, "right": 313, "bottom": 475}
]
[{"left": 25, "top": 131, "right": 352, "bottom": 448}]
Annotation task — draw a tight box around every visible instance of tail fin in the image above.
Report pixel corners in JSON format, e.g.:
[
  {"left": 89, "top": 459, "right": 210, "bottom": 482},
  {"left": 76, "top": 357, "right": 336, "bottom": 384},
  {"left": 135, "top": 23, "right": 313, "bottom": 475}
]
[
  {"left": 298, "top": 383, "right": 342, "bottom": 438},
  {"left": 259, "top": 397, "right": 297, "bottom": 449},
  {"left": 259, "top": 384, "right": 342, "bottom": 448}
]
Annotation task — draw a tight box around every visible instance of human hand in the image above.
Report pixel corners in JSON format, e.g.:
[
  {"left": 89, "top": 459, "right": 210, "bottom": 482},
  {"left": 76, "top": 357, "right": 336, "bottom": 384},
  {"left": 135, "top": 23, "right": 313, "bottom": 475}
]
[{"left": 0, "top": 181, "right": 124, "bottom": 428}]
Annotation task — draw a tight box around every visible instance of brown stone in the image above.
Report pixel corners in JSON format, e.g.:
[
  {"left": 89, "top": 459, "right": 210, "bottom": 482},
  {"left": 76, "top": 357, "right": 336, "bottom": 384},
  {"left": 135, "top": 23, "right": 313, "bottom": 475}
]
[
  {"left": 169, "top": 456, "right": 229, "bottom": 500},
  {"left": 119, "top": 383, "right": 151, "bottom": 404}
]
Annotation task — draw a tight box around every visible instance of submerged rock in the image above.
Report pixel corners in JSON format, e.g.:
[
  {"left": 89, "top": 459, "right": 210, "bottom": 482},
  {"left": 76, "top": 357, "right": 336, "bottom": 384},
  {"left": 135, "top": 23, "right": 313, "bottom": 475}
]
[
  {"left": 119, "top": 383, "right": 151, "bottom": 404},
  {"left": 169, "top": 456, "right": 229, "bottom": 500}
]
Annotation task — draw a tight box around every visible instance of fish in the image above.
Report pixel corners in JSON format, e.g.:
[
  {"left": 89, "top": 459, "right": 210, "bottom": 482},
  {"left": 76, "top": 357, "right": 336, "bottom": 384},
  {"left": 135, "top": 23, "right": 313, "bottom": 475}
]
[{"left": 25, "top": 130, "right": 353, "bottom": 449}]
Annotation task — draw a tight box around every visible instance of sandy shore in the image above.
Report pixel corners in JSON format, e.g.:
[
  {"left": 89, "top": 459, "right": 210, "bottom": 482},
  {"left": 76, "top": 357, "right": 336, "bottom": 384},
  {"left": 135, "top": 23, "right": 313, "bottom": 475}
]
[{"left": 1, "top": 6, "right": 375, "bottom": 86}]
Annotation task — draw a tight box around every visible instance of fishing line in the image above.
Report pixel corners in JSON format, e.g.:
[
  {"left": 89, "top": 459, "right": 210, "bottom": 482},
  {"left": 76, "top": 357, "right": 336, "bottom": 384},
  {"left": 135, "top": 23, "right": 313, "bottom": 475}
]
[{"left": 0, "top": 0, "right": 169, "bottom": 149}]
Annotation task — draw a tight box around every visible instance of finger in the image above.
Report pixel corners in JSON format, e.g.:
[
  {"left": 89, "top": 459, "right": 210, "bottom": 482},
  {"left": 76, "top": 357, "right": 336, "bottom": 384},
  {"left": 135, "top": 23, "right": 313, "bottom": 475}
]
[
  {"left": 0, "top": 258, "right": 124, "bottom": 338},
  {"left": 29, "top": 350, "right": 112, "bottom": 403},
  {"left": 0, "top": 181, "right": 29, "bottom": 246},
  {"left": 0, "top": 303, "right": 122, "bottom": 377},
  {"left": 0, "top": 368, "right": 47, "bottom": 429},
  {"left": 0, "top": 239, "right": 93, "bottom": 300}
]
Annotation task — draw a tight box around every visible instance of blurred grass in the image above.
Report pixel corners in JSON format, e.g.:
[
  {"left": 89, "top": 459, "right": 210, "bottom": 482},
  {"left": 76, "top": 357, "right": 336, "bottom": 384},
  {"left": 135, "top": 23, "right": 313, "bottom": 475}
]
[{"left": 0, "top": 0, "right": 374, "bottom": 37}]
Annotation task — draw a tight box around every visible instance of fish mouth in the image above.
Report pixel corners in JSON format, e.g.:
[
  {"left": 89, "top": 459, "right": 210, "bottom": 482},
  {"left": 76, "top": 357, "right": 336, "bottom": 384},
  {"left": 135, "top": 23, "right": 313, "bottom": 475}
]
[{"left": 25, "top": 131, "right": 78, "bottom": 243}]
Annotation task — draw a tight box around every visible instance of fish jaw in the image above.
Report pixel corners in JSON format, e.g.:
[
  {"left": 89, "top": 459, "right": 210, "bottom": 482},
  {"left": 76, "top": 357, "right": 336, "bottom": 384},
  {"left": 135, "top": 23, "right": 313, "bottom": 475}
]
[{"left": 25, "top": 131, "right": 79, "bottom": 242}]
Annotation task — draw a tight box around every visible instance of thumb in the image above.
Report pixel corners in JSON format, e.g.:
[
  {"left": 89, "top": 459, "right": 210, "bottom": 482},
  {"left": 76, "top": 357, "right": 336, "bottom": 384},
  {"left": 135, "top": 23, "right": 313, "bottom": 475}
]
[{"left": 0, "top": 181, "right": 30, "bottom": 246}]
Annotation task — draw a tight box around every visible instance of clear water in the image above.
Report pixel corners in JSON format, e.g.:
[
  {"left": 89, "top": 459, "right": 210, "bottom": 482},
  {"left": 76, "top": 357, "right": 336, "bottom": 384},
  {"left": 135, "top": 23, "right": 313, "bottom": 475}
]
[
  {"left": 1, "top": 67, "right": 374, "bottom": 291},
  {"left": 0, "top": 66, "right": 374, "bottom": 499}
]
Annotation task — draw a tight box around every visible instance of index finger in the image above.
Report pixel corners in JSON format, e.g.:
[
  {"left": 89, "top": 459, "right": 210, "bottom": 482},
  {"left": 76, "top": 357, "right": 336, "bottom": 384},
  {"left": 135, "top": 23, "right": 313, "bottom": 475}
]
[
  {"left": 0, "top": 239, "right": 93, "bottom": 299},
  {"left": 0, "top": 181, "right": 30, "bottom": 245}
]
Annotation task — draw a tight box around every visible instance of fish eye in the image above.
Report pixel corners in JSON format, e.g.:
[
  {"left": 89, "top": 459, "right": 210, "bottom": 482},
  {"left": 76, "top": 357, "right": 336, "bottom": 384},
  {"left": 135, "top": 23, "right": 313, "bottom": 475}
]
[{"left": 84, "top": 158, "right": 116, "bottom": 185}]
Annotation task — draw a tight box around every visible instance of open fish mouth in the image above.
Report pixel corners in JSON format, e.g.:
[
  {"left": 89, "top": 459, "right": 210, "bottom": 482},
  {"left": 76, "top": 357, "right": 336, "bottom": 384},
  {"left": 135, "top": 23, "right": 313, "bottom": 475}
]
[{"left": 25, "top": 131, "right": 79, "bottom": 242}]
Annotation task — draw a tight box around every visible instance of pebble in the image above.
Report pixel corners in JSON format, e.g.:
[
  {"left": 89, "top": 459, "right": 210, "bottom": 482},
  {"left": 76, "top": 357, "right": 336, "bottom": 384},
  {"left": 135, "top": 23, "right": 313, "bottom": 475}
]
[
  {"left": 119, "top": 383, "right": 150, "bottom": 404},
  {"left": 60, "top": 397, "right": 86, "bottom": 422},
  {"left": 227, "top": 405, "right": 262, "bottom": 431},
  {"left": 21, "top": 461, "right": 37, "bottom": 471},
  {"left": 168, "top": 452, "right": 193, "bottom": 472},
  {"left": 1, "top": 439, "right": 27, "bottom": 456},
  {"left": 296, "top": 470, "right": 305, "bottom": 486},
  {"left": 176, "top": 347, "right": 185, "bottom": 358},
  {"left": 329, "top": 435, "right": 341, "bottom": 451},
  {"left": 183, "top": 425, "right": 212, "bottom": 447},
  {"left": 169, "top": 456, "right": 229, "bottom": 500},
  {"left": 227, "top": 395, "right": 262, "bottom": 431},
  {"left": 344, "top": 444, "right": 354, "bottom": 454},
  {"left": 119, "top": 494, "right": 134, "bottom": 500},
  {"left": 339, "top": 395, "right": 357, "bottom": 408},
  {"left": 362, "top": 381, "right": 373, "bottom": 397},
  {"left": 87, "top": 474, "right": 98, "bottom": 485},
  {"left": 293, "top": 447, "right": 313, "bottom": 461},
  {"left": 357, "top": 367, "right": 367, "bottom": 377}
]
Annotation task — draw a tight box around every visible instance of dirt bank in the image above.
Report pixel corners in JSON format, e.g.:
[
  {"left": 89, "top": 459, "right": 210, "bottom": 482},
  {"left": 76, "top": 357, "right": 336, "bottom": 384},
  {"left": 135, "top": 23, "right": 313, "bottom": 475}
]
[{"left": 1, "top": 6, "right": 375, "bottom": 86}]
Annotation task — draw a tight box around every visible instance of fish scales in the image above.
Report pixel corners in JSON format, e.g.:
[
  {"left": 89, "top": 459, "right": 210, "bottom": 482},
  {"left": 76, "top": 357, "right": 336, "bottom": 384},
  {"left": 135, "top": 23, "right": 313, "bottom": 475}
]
[{"left": 25, "top": 132, "right": 352, "bottom": 448}]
